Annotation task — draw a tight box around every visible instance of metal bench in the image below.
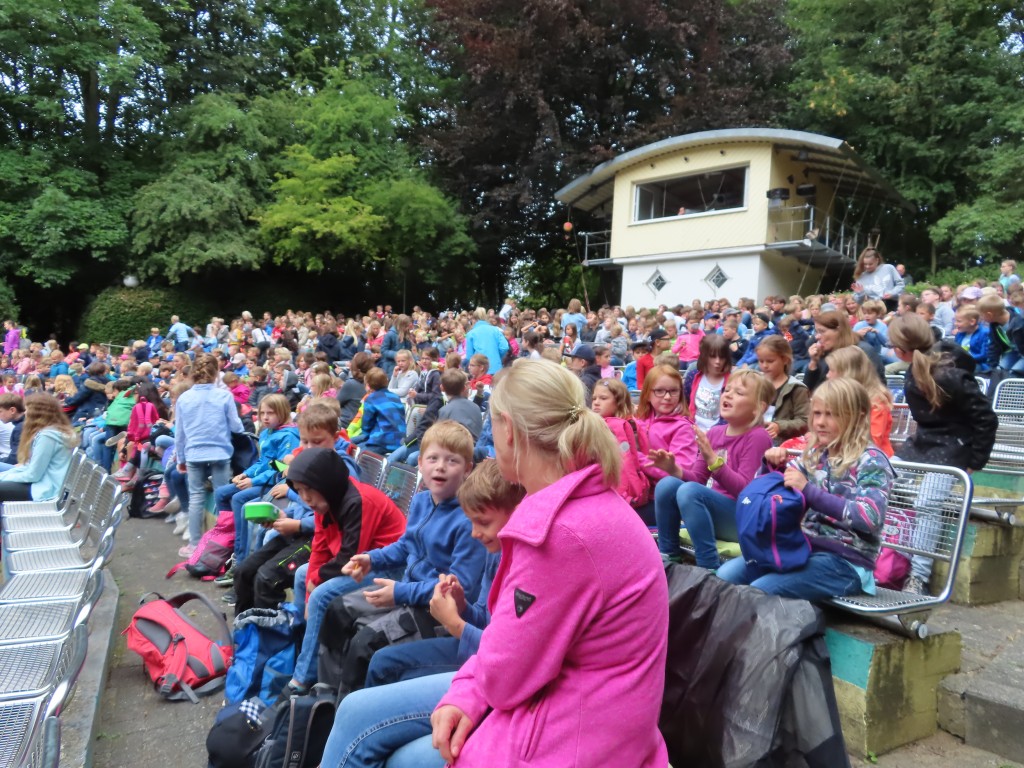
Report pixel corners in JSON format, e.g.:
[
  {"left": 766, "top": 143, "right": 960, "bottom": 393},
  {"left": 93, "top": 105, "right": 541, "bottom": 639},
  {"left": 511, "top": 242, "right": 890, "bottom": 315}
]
[
  {"left": 0, "top": 624, "right": 87, "bottom": 768},
  {"left": 888, "top": 403, "right": 917, "bottom": 452},
  {"left": 992, "top": 378, "right": 1024, "bottom": 410},
  {"left": 0, "top": 535, "right": 114, "bottom": 606},
  {"left": 0, "top": 572, "right": 102, "bottom": 647},
  {"left": 355, "top": 449, "right": 387, "bottom": 489},
  {"left": 885, "top": 374, "right": 906, "bottom": 404},
  {"left": 4, "top": 481, "right": 126, "bottom": 578},
  {"left": 3, "top": 475, "right": 124, "bottom": 556},
  {"left": 0, "top": 450, "right": 87, "bottom": 519},
  {"left": 827, "top": 460, "right": 972, "bottom": 638},
  {"left": 379, "top": 464, "right": 420, "bottom": 516},
  {"left": 1, "top": 462, "right": 104, "bottom": 536}
]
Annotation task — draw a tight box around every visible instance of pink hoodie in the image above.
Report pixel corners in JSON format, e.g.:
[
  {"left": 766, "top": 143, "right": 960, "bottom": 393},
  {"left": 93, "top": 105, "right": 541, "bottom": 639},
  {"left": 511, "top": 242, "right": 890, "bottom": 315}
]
[
  {"left": 671, "top": 328, "right": 704, "bottom": 363},
  {"left": 437, "top": 464, "right": 669, "bottom": 767},
  {"left": 637, "top": 412, "right": 699, "bottom": 483}
]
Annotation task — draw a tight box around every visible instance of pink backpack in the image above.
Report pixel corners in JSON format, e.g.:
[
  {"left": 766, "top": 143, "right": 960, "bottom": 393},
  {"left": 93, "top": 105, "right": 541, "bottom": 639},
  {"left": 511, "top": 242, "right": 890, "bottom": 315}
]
[
  {"left": 605, "top": 416, "right": 651, "bottom": 506},
  {"left": 127, "top": 398, "right": 160, "bottom": 443},
  {"left": 874, "top": 506, "right": 913, "bottom": 589},
  {"left": 167, "top": 510, "right": 235, "bottom": 580}
]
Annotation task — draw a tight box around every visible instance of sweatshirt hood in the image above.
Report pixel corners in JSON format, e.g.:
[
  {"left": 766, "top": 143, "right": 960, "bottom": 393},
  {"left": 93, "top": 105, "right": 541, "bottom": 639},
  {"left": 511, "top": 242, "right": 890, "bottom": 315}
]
[{"left": 286, "top": 447, "right": 350, "bottom": 513}]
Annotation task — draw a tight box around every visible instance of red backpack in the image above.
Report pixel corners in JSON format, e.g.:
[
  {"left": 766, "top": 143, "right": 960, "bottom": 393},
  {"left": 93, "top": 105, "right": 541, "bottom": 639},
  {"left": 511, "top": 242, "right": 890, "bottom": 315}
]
[{"left": 123, "top": 591, "right": 234, "bottom": 702}]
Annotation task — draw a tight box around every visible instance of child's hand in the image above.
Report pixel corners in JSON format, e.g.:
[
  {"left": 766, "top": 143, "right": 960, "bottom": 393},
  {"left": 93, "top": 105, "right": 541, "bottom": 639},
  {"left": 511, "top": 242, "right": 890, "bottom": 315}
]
[
  {"left": 647, "top": 448, "right": 678, "bottom": 477},
  {"left": 235, "top": 476, "right": 253, "bottom": 490},
  {"left": 364, "top": 578, "right": 396, "bottom": 608},
  {"left": 269, "top": 482, "right": 289, "bottom": 498},
  {"left": 783, "top": 465, "right": 808, "bottom": 492},
  {"left": 765, "top": 422, "right": 780, "bottom": 439},
  {"left": 342, "top": 554, "right": 372, "bottom": 582},
  {"left": 693, "top": 426, "right": 716, "bottom": 465},
  {"left": 439, "top": 574, "right": 467, "bottom": 614},
  {"left": 430, "top": 581, "right": 465, "bottom": 637},
  {"left": 764, "top": 447, "right": 789, "bottom": 467},
  {"left": 432, "top": 706, "right": 475, "bottom": 763},
  {"left": 271, "top": 516, "right": 301, "bottom": 536}
]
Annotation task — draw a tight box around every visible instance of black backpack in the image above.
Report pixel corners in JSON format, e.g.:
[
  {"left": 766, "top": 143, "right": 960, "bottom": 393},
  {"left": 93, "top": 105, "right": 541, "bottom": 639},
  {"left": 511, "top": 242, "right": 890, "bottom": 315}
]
[{"left": 253, "top": 685, "right": 336, "bottom": 768}]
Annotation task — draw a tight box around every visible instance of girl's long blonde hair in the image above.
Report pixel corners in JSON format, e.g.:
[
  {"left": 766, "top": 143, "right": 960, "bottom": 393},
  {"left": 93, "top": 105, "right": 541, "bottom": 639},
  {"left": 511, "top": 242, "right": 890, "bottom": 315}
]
[
  {"left": 52, "top": 374, "right": 77, "bottom": 397},
  {"left": 803, "top": 379, "right": 872, "bottom": 476},
  {"left": 18, "top": 394, "right": 75, "bottom": 465},
  {"left": 490, "top": 359, "right": 621, "bottom": 489},
  {"left": 826, "top": 346, "right": 892, "bottom": 405},
  {"left": 888, "top": 314, "right": 945, "bottom": 410}
]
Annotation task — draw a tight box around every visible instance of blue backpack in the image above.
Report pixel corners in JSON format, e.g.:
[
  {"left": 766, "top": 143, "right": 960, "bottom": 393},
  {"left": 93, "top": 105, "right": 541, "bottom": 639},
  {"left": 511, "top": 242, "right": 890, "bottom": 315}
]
[
  {"left": 225, "top": 607, "right": 300, "bottom": 707},
  {"left": 736, "top": 472, "right": 810, "bottom": 573}
]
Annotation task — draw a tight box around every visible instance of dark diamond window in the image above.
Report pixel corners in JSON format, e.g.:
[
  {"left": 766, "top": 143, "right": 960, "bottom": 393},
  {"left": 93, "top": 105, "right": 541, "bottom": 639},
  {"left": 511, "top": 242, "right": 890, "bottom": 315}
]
[{"left": 705, "top": 265, "right": 729, "bottom": 290}]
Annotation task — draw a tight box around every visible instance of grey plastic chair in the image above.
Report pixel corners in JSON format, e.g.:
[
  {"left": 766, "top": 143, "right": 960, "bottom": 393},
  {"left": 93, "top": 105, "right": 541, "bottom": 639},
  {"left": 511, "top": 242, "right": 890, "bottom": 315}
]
[{"left": 0, "top": 535, "right": 113, "bottom": 606}]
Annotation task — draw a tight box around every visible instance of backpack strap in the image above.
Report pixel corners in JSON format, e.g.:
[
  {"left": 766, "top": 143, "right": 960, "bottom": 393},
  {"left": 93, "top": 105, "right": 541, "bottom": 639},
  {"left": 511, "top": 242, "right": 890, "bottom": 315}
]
[{"left": 163, "top": 592, "right": 233, "bottom": 648}]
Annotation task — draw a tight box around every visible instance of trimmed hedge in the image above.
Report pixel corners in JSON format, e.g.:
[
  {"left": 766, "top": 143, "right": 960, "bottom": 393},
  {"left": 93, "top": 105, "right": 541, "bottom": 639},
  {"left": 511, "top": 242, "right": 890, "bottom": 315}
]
[{"left": 78, "top": 286, "right": 217, "bottom": 347}]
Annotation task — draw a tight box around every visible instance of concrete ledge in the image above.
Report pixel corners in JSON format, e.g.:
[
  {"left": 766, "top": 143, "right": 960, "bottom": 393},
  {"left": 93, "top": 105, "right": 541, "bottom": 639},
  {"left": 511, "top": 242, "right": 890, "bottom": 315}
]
[
  {"left": 61, "top": 569, "right": 119, "bottom": 768},
  {"left": 931, "top": 520, "right": 1024, "bottom": 605},
  {"left": 827, "top": 620, "right": 961, "bottom": 758}
]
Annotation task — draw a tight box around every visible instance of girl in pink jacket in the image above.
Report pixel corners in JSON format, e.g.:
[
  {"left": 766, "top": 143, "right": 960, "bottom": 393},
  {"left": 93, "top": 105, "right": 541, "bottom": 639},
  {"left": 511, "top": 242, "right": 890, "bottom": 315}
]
[
  {"left": 635, "top": 365, "right": 699, "bottom": 525},
  {"left": 432, "top": 358, "right": 669, "bottom": 768}
]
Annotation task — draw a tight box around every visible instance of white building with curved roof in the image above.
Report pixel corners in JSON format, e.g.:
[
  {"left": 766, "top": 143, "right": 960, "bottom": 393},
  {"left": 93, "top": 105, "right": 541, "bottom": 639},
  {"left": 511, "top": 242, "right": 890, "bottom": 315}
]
[{"left": 555, "top": 128, "right": 913, "bottom": 307}]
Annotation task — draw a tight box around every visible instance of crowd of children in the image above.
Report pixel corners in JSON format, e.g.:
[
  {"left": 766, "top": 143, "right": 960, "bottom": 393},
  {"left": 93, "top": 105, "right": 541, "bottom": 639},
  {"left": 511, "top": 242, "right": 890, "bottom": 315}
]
[{"left": 0, "top": 248, "right": 1015, "bottom": 765}]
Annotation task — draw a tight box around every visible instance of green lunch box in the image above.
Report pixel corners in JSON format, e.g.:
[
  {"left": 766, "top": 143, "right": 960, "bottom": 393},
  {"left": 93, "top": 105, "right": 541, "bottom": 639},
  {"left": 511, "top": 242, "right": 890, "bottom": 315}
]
[{"left": 243, "top": 501, "right": 279, "bottom": 523}]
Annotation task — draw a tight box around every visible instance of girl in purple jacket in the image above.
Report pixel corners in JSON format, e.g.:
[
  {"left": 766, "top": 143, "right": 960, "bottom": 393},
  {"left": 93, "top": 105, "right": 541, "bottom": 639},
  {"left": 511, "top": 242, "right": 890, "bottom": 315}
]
[
  {"left": 432, "top": 358, "right": 669, "bottom": 767},
  {"left": 650, "top": 369, "right": 775, "bottom": 569}
]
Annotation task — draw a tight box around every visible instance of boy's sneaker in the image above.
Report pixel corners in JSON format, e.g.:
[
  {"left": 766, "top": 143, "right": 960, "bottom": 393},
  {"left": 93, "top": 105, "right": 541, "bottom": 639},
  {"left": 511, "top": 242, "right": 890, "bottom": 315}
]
[
  {"left": 172, "top": 513, "right": 188, "bottom": 535},
  {"left": 221, "top": 591, "right": 237, "bottom": 606},
  {"left": 214, "top": 564, "right": 235, "bottom": 588},
  {"left": 105, "top": 431, "right": 128, "bottom": 447},
  {"left": 178, "top": 544, "right": 196, "bottom": 559}
]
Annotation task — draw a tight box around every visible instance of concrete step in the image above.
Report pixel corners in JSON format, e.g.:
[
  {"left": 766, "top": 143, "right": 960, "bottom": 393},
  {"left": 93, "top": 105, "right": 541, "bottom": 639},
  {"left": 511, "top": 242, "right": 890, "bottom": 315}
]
[
  {"left": 932, "top": 600, "right": 1024, "bottom": 764},
  {"left": 931, "top": 517, "right": 1024, "bottom": 605}
]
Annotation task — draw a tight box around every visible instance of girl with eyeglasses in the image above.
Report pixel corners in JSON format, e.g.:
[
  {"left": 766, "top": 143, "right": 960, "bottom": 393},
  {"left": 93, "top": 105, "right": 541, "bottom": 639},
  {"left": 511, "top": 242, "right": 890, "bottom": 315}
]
[{"left": 635, "top": 365, "right": 697, "bottom": 525}]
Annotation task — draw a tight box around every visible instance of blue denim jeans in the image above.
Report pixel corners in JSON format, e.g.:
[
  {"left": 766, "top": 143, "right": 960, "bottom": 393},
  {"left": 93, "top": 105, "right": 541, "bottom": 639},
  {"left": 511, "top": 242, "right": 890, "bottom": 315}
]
[
  {"left": 292, "top": 564, "right": 403, "bottom": 686},
  {"left": 1000, "top": 351, "right": 1024, "bottom": 374},
  {"left": 186, "top": 460, "right": 232, "bottom": 545},
  {"left": 215, "top": 483, "right": 269, "bottom": 565},
  {"left": 716, "top": 551, "right": 863, "bottom": 601},
  {"left": 655, "top": 477, "right": 737, "bottom": 568},
  {"left": 318, "top": 672, "right": 452, "bottom": 768},
  {"left": 365, "top": 637, "right": 461, "bottom": 688},
  {"left": 165, "top": 465, "right": 189, "bottom": 511}
]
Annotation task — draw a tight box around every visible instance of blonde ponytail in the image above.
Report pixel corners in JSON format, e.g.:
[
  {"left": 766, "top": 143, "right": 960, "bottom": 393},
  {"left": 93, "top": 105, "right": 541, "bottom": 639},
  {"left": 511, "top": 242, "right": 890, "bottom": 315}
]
[{"left": 490, "top": 359, "right": 621, "bottom": 489}]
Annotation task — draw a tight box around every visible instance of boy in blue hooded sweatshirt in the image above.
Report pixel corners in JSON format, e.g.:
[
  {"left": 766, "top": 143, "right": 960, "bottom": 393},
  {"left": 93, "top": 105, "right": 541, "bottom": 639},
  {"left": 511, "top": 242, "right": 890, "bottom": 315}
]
[
  {"left": 214, "top": 393, "right": 300, "bottom": 577},
  {"left": 295, "top": 420, "right": 487, "bottom": 698}
]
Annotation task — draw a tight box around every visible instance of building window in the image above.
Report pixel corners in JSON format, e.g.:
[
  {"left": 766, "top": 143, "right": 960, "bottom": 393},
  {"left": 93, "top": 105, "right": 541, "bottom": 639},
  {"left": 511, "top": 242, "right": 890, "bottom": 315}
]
[
  {"left": 634, "top": 167, "right": 747, "bottom": 221},
  {"left": 705, "top": 264, "right": 729, "bottom": 292},
  {"left": 645, "top": 269, "right": 669, "bottom": 298}
]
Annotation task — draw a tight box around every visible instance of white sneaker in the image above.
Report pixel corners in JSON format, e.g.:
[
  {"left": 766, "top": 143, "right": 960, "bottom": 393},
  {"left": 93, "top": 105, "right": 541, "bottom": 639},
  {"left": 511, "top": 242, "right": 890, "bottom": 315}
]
[
  {"left": 172, "top": 514, "right": 188, "bottom": 536},
  {"left": 182, "top": 529, "right": 191, "bottom": 541}
]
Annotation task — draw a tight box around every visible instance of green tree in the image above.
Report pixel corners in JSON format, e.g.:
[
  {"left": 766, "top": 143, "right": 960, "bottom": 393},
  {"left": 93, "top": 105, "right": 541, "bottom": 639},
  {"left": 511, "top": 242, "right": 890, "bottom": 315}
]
[
  {"left": 785, "top": 0, "right": 1024, "bottom": 271},
  {"left": 421, "top": 0, "right": 791, "bottom": 306}
]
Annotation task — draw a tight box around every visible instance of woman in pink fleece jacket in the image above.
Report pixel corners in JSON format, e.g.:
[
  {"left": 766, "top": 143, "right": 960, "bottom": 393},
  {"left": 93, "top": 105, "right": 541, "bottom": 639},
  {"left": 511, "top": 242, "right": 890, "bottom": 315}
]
[{"left": 432, "top": 358, "right": 669, "bottom": 767}]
